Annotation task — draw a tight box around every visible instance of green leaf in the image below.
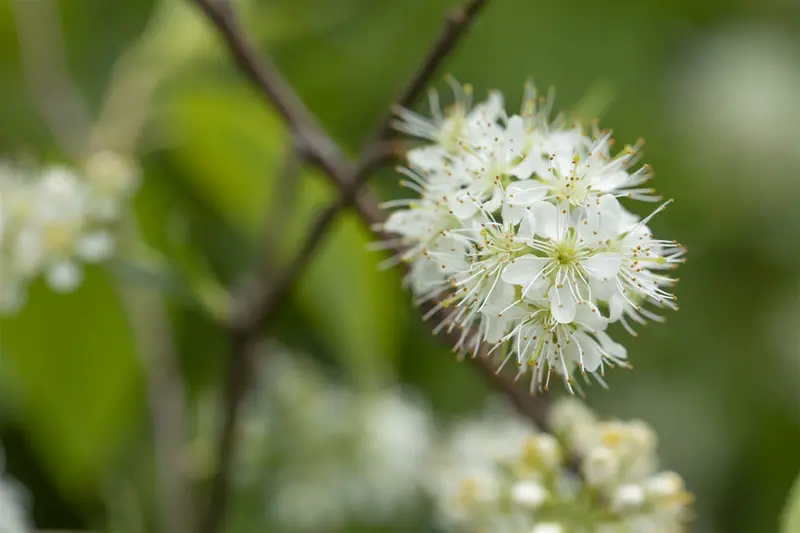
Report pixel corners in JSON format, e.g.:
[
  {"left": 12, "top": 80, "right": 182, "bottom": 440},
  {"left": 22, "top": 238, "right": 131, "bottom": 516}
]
[
  {"left": 295, "top": 174, "right": 408, "bottom": 384},
  {"left": 0, "top": 268, "right": 140, "bottom": 493},
  {"left": 781, "top": 471, "right": 800, "bottom": 533},
  {"left": 164, "top": 83, "right": 288, "bottom": 234}
]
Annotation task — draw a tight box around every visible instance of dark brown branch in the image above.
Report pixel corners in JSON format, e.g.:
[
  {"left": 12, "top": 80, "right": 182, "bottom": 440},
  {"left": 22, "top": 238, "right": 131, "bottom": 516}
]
[
  {"left": 231, "top": 0, "right": 490, "bottom": 334},
  {"left": 193, "top": 0, "right": 384, "bottom": 224},
  {"left": 354, "top": 0, "right": 489, "bottom": 179}
]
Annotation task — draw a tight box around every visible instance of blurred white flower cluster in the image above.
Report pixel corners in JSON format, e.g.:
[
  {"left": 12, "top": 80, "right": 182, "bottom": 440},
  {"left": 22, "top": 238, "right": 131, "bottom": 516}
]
[
  {"left": 236, "top": 349, "right": 433, "bottom": 531},
  {"left": 428, "top": 398, "right": 693, "bottom": 533},
  {"left": 0, "top": 151, "right": 140, "bottom": 314},
  {"left": 0, "top": 447, "right": 31, "bottom": 533},
  {"left": 385, "top": 80, "right": 684, "bottom": 392}
]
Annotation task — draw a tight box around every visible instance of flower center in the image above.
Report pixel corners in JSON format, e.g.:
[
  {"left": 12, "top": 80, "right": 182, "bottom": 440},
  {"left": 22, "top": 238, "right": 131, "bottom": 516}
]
[{"left": 554, "top": 241, "right": 578, "bottom": 266}]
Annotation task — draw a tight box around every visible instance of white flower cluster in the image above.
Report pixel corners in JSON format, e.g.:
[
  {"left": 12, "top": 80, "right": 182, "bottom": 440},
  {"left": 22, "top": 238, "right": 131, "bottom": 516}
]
[
  {"left": 235, "top": 349, "right": 433, "bottom": 531},
  {"left": 428, "top": 398, "right": 693, "bottom": 533},
  {"left": 0, "top": 447, "right": 31, "bottom": 533},
  {"left": 385, "top": 81, "right": 685, "bottom": 392},
  {"left": 0, "top": 151, "right": 140, "bottom": 314}
]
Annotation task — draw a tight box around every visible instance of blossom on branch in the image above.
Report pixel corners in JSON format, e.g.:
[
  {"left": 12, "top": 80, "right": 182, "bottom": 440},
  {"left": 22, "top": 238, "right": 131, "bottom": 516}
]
[
  {"left": 383, "top": 80, "right": 685, "bottom": 393},
  {"left": 0, "top": 151, "right": 139, "bottom": 314},
  {"left": 427, "top": 397, "right": 693, "bottom": 533}
]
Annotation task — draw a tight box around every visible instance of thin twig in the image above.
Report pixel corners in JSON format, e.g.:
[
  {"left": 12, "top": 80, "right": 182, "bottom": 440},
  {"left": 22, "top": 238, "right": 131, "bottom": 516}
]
[
  {"left": 121, "top": 288, "right": 194, "bottom": 533},
  {"left": 118, "top": 224, "right": 194, "bottom": 533},
  {"left": 354, "top": 0, "right": 489, "bottom": 179},
  {"left": 193, "top": 0, "right": 372, "bottom": 210},
  {"left": 200, "top": 145, "right": 302, "bottom": 533},
  {"left": 256, "top": 0, "right": 491, "bottom": 322},
  {"left": 11, "top": 0, "right": 91, "bottom": 156}
]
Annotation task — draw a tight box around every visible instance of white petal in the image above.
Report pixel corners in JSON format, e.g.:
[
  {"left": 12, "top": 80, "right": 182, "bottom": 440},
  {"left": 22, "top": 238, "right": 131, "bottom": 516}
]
[
  {"left": 482, "top": 279, "right": 515, "bottom": 312},
  {"left": 574, "top": 302, "right": 608, "bottom": 332},
  {"left": 407, "top": 146, "right": 446, "bottom": 170},
  {"left": 484, "top": 314, "right": 509, "bottom": 344},
  {"left": 582, "top": 252, "right": 622, "bottom": 280},
  {"left": 590, "top": 277, "right": 618, "bottom": 300},
  {"left": 502, "top": 255, "right": 549, "bottom": 286},
  {"left": 532, "top": 201, "right": 559, "bottom": 241},
  {"left": 597, "top": 331, "right": 627, "bottom": 360},
  {"left": 410, "top": 258, "right": 445, "bottom": 294},
  {"left": 506, "top": 180, "right": 548, "bottom": 206},
  {"left": 582, "top": 194, "right": 622, "bottom": 242},
  {"left": 470, "top": 90, "right": 504, "bottom": 123},
  {"left": 575, "top": 332, "right": 602, "bottom": 372},
  {"left": 46, "top": 260, "right": 83, "bottom": 293},
  {"left": 517, "top": 209, "right": 536, "bottom": 242},
  {"left": 504, "top": 115, "right": 526, "bottom": 154},
  {"left": 448, "top": 194, "right": 479, "bottom": 220},
  {"left": 13, "top": 230, "right": 45, "bottom": 275},
  {"left": 549, "top": 284, "right": 576, "bottom": 324},
  {"left": 76, "top": 231, "right": 115, "bottom": 262},
  {"left": 482, "top": 185, "right": 504, "bottom": 213},
  {"left": 609, "top": 293, "right": 626, "bottom": 322},
  {"left": 502, "top": 200, "right": 525, "bottom": 225}
]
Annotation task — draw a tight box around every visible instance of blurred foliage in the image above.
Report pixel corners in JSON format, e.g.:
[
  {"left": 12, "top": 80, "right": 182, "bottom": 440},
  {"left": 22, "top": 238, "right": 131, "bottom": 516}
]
[
  {"left": 0, "top": 0, "right": 798, "bottom": 532},
  {"left": 782, "top": 472, "right": 800, "bottom": 533}
]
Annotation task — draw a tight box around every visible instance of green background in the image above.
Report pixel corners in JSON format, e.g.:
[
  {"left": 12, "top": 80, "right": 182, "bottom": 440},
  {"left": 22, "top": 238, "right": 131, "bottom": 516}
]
[{"left": 0, "top": 0, "right": 799, "bottom": 532}]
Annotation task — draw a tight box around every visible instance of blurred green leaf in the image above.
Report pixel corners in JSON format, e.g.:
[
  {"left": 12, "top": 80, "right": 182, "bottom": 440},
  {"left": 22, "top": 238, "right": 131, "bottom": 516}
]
[
  {"left": 0, "top": 269, "right": 140, "bottom": 493},
  {"left": 296, "top": 174, "right": 408, "bottom": 384},
  {"left": 164, "top": 83, "right": 287, "bottom": 234},
  {"left": 781, "top": 471, "right": 800, "bottom": 533}
]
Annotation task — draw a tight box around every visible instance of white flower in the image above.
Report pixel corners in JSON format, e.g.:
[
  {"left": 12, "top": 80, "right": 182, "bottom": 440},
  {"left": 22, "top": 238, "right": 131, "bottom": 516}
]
[
  {"left": 611, "top": 484, "right": 646, "bottom": 512},
  {"left": 384, "top": 80, "right": 684, "bottom": 392},
  {"left": 510, "top": 480, "right": 548, "bottom": 508},
  {"left": 427, "top": 403, "right": 535, "bottom": 530},
  {"left": 531, "top": 523, "right": 564, "bottom": 533},
  {"left": 83, "top": 150, "right": 141, "bottom": 221},
  {"left": 238, "top": 348, "right": 433, "bottom": 531},
  {"left": 426, "top": 397, "right": 692, "bottom": 533},
  {"left": 0, "top": 449, "right": 31, "bottom": 533},
  {"left": 393, "top": 78, "right": 505, "bottom": 152},
  {"left": 582, "top": 446, "right": 620, "bottom": 487},
  {"left": 0, "top": 152, "right": 139, "bottom": 314}
]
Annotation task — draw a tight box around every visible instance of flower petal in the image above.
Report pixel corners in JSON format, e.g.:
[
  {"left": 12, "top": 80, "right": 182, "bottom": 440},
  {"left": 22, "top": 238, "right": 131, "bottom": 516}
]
[
  {"left": 574, "top": 302, "right": 608, "bottom": 332},
  {"left": 76, "top": 231, "right": 115, "bottom": 262},
  {"left": 549, "top": 284, "right": 576, "bottom": 323},
  {"left": 582, "top": 252, "right": 622, "bottom": 280},
  {"left": 532, "top": 202, "right": 559, "bottom": 241},
  {"left": 502, "top": 255, "right": 549, "bottom": 286},
  {"left": 47, "top": 260, "right": 83, "bottom": 293},
  {"left": 506, "top": 180, "right": 548, "bottom": 205},
  {"left": 575, "top": 332, "right": 603, "bottom": 372},
  {"left": 597, "top": 331, "right": 628, "bottom": 361}
]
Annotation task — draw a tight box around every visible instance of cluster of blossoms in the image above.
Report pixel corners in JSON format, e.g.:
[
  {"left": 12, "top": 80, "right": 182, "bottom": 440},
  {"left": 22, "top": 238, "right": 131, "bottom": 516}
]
[
  {"left": 427, "top": 398, "right": 693, "bottom": 533},
  {"left": 384, "top": 81, "right": 685, "bottom": 392},
  {"left": 230, "top": 346, "right": 433, "bottom": 531},
  {"left": 0, "top": 446, "right": 31, "bottom": 533},
  {"left": 0, "top": 151, "right": 140, "bottom": 314}
]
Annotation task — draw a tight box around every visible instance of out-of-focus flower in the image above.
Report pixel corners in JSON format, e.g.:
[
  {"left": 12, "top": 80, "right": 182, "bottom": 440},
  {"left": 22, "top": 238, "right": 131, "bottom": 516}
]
[
  {"left": 0, "top": 152, "right": 140, "bottom": 314},
  {"left": 427, "top": 397, "right": 693, "bottom": 533},
  {"left": 235, "top": 347, "right": 433, "bottom": 531},
  {"left": 0, "top": 447, "right": 31, "bottom": 533},
  {"left": 384, "top": 80, "right": 684, "bottom": 392}
]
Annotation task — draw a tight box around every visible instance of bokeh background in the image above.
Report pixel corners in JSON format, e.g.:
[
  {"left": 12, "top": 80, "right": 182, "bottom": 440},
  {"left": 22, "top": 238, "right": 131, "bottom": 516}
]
[{"left": 1, "top": 0, "right": 799, "bottom": 532}]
